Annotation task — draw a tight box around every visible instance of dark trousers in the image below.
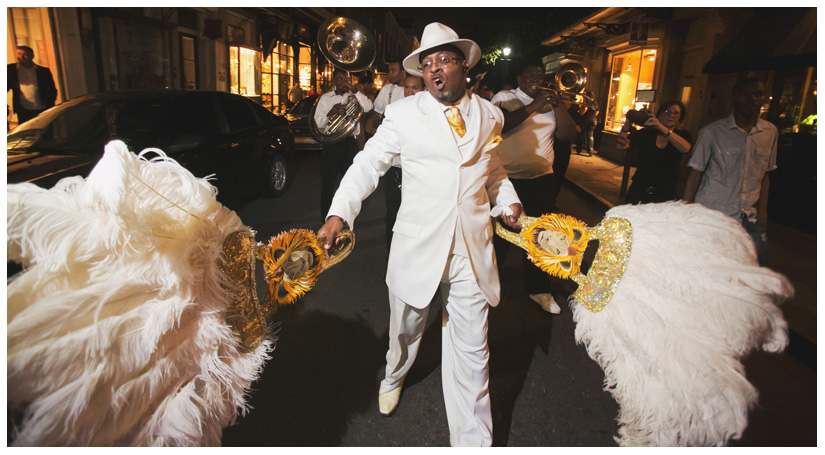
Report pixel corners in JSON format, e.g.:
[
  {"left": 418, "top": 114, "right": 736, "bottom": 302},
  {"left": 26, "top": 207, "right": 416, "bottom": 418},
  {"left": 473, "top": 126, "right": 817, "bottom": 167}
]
[
  {"left": 625, "top": 181, "right": 677, "bottom": 204},
  {"left": 742, "top": 216, "right": 770, "bottom": 267},
  {"left": 579, "top": 121, "right": 596, "bottom": 154},
  {"left": 320, "top": 136, "right": 358, "bottom": 221},
  {"left": 383, "top": 166, "right": 402, "bottom": 251},
  {"left": 494, "top": 173, "right": 558, "bottom": 295},
  {"left": 15, "top": 107, "right": 46, "bottom": 125}
]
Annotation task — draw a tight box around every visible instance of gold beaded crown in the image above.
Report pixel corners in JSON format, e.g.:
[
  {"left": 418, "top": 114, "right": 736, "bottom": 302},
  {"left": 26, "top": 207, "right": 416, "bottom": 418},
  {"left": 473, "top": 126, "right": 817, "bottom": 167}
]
[
  {"left": 495, "top": 213, "right": 632, "bottom": 313},
  {"left": 221, "top": 228, "right": 354, "bottom": 351}
]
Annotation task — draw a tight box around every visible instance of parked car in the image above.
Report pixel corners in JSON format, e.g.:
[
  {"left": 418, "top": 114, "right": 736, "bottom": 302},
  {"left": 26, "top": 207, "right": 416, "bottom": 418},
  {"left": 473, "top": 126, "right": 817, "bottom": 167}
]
[
  {"left": 283, "top": 94, "right": 322, "bottom": 151},
  {"left": 7, "top": 90, "right": 295, "bottom": 202}
]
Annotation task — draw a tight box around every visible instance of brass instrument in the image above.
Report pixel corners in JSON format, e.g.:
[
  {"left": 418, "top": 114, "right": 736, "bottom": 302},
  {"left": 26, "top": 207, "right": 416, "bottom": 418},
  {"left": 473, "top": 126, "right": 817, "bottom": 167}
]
[
  {"left": 540, "top": 62, "right": 598, "bottom": 109},
  {"left": 308, "top": 16, "right": 376, "bottom": 144}
]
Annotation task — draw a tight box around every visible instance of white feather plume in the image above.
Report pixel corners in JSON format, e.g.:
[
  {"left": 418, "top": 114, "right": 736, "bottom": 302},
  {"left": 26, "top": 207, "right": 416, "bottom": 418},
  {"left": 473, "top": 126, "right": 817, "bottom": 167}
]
[
  {"left": 570, "top": 201, "right": 791, "bottom": 446},
  {"left": 7, "top": 140, "right": 273, "bottom": 446}
]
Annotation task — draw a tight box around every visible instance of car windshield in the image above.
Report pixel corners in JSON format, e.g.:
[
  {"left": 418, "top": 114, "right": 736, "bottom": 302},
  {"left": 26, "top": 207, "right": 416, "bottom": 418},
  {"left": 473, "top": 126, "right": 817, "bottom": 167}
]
[
  {"left": 7, "top": 95, "right": 171, "bottom": 154},
  {"left": 289, "top": 96, "right": 317, "bottom": 115}
]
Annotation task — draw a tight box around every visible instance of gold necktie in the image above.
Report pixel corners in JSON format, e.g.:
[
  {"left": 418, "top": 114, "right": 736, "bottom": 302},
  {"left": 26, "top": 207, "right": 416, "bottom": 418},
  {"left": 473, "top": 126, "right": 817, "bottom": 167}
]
[{"left": 445, "top": 106, "right": 466, "bottom": 138}]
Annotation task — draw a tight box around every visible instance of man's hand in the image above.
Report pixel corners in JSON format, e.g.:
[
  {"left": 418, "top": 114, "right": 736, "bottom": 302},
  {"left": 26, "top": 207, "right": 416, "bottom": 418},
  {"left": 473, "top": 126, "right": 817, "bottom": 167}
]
[
  {"left": 527, "top": 90, "right": 555, "bottom": 114},
  {"left": 317, "top": 216, "right": 345, "bottom": 250},
  {"left": 327, "top": 103, "right": 346, "bottom": 118},
  {"left": 501, "top": 203, "right": 524, "bottom": 230},
  {"left": 555, "top": 99, "right": 572, "bottom": 111}
]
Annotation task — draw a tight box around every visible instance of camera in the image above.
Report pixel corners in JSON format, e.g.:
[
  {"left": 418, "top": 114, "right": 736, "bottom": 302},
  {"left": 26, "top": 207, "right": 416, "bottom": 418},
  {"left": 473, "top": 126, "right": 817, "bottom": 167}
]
[{"left": 625, "top": 109, "right": 652, "bottom": 126}]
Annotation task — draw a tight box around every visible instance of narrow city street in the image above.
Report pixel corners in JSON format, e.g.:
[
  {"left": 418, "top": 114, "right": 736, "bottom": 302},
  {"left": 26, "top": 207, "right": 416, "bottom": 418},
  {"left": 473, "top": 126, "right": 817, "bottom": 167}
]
[
  {"left": 219, "top": 150, "right": 816, "bottom": 447},
  {"left": 7, "top": 6, "right": 817, "bottom": 448}
]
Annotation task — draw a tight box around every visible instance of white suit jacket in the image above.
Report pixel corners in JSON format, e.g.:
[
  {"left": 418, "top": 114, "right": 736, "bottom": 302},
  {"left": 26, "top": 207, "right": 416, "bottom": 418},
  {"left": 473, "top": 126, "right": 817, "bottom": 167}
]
[{"left": 328, "top": 91, "right": 521, "bottom": 309}]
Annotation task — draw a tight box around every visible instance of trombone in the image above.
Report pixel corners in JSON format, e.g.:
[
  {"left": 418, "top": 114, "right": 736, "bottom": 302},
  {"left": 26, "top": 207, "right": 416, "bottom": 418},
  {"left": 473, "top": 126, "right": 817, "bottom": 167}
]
[{"left": 540, "top": 62, "right": 598, "bottom": 109}]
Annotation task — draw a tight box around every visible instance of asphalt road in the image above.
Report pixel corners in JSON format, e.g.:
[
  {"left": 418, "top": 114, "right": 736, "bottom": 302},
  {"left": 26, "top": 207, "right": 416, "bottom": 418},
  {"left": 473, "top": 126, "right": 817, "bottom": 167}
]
[{"left": 220, "top": 151, "right": 816, "bottom": 447}]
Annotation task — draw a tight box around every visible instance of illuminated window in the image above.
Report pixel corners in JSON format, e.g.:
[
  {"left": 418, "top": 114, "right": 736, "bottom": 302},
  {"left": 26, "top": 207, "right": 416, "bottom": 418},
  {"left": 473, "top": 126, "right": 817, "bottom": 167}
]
[
  {"left": 229, "top": 46, "right": 261, "bottom": 97},
  {"left": 299, "top": 44, "right": 313, "bottom": 92},
  {"left": 317, "top": 60, "right": 333, "bottom": 94},
  {"left": 10, "top": 8, "right": 46, "bottom": 65},
  {"left": 605, "top": 49, "right": 657, "bottom": 132},
  {"left": 262, "top": 41, "right": 294, "bottom": 112},
  {"left": 181, "top": 35, "right": 197, "bottom": 90},
  {"left": 769, "top": 66, "right": 817, "bottom": 135}
]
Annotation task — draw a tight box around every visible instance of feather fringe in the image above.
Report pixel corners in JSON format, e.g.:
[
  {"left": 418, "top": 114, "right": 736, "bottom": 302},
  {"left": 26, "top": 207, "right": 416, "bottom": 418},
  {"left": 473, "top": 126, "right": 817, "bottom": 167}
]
[
  {"left": 7, "top": 140, "right": 273, "bottom": 446},
  {"left": 570, "top": 201, "right": 792, "bottom": 446}
]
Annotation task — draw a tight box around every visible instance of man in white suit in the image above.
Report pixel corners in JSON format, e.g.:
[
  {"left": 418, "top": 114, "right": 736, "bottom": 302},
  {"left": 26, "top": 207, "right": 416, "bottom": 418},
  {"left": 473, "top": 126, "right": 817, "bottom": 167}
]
[{"left": 317, "top": 23, "right": 523, "bottom": 446}]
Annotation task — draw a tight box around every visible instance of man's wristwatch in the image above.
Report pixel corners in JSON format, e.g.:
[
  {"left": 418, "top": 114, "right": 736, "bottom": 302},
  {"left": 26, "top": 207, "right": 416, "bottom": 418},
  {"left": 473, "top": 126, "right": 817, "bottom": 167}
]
[{"left": 664, "top": 129, "right": 671, "bottom": 136}]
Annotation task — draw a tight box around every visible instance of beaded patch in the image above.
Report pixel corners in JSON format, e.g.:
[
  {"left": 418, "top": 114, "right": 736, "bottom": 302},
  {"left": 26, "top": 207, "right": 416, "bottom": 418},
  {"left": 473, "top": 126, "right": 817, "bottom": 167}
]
[
  {"left": 221, "top": 230, "right": 268, "bottom": 352},
  {"left": 570, "top": 217, "right": 633, "bottom": 313}
]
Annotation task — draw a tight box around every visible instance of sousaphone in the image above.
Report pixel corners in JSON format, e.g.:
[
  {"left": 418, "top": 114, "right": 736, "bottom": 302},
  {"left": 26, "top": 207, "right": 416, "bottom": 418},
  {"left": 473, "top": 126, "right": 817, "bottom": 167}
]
[{"left": 308, "top": 16, "right": 376, "bottom": 144}]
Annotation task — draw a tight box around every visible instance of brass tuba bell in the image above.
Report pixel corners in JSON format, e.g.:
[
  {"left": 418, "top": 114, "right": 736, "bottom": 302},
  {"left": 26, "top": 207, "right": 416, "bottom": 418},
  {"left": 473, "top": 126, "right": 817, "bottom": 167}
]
[{"left": 308, "top": 17, "right": 377, "bottom": 145}]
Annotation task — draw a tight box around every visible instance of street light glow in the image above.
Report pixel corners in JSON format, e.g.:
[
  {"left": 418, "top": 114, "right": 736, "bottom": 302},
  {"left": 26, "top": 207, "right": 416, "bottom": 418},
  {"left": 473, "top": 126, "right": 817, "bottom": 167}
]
[{"left": 502, "top": 47, "right": 511, "bottom": 56}]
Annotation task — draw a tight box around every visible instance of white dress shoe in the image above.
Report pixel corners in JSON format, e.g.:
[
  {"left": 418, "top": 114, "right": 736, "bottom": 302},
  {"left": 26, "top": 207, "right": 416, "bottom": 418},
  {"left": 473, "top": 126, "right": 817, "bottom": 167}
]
[
  {"left": 378, "top": 383, "right": 403, "bottom": 416},
  {"left": 530, "top": 293, "right": 562, "bottom": 314}
]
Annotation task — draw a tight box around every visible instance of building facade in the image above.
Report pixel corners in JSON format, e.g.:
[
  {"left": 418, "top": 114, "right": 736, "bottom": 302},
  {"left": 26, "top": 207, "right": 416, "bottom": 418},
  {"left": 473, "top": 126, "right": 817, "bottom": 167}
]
[
  {"left": 7, "top": 7, "right": 416, "bottom": 124},
  {"left": 541, "top": 6, "right": 816, "bottom": 231}
]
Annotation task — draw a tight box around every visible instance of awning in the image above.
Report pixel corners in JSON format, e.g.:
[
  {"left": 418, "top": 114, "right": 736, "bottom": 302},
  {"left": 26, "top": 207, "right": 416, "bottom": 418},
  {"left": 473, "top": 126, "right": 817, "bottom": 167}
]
[{"left": 703, "top": 7, "right": 816, "bottom": 74}]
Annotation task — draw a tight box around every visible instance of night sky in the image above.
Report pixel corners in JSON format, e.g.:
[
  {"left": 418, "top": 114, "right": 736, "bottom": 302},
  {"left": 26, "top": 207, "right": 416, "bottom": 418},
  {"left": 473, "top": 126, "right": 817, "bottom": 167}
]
[
  {"left": 387, "top": 7, "right": 600, "bottom": 87},
  {"left": 388, "top": 7, "right": 599, "bottom": 55}
]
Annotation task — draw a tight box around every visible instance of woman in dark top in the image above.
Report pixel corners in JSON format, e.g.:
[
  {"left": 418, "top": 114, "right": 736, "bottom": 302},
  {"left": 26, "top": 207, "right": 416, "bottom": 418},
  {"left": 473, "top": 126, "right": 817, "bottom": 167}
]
[{"left": 619, "top": 101, "right": 692, "bottom": 204}]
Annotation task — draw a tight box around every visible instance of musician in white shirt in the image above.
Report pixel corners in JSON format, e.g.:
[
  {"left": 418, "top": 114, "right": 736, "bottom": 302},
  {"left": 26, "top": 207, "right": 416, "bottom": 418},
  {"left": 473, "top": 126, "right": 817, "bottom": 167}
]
[
  {"left": 314, "top": 68, "right": 373, "bottom": 221},
  {"left": 490, "top": 63, "right": 577, "bottom": 314},
  {"left": 368, "top": 61, "right": 409, "bottom": 251}
]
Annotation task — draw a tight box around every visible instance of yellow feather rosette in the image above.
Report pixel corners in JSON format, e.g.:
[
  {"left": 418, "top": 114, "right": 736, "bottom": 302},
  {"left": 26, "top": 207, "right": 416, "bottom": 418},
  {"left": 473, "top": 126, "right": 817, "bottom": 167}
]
[{"left": 261, "top": 229, "right": 326, "bottom": 306}]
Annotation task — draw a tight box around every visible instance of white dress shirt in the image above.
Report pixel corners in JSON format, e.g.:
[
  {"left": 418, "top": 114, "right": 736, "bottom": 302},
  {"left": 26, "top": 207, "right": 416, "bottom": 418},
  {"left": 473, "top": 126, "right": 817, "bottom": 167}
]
[
  {"left": 490, "top": 87, "right": 557, "bottom": 179},
  {"left": 373, "top": 83, "right": 406, "bottom": 115},
  {"left": 313, "top": 89, "right": 373, "bottom": 138},
  {"left": 16, "top": 63, "right": 43, "bottom": 110},
  {"left": 443, "top": 93, "right": 476, "bottom": 258}
]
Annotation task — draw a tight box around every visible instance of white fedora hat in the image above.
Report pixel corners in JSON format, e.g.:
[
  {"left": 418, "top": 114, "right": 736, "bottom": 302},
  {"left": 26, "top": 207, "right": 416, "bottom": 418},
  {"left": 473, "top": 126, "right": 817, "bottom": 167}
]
[{"left": 403, "top": 22, "right": 480, "bottom": 77}]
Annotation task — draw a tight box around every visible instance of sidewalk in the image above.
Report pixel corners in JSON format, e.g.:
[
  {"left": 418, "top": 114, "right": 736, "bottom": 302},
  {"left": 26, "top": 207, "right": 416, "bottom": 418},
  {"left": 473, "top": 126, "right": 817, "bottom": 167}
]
[{"left": 563, "top": 151, "right": 817, "bottom": 348}]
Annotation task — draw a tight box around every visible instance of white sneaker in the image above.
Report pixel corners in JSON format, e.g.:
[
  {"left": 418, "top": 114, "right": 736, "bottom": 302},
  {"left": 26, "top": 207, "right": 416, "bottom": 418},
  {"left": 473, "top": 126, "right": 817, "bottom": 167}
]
[
  {"left": 378, "top": 383, "right": 403, "bottom": 416},
  {"left": 530, "top": 293, "right": 562, "bottom": 314}
]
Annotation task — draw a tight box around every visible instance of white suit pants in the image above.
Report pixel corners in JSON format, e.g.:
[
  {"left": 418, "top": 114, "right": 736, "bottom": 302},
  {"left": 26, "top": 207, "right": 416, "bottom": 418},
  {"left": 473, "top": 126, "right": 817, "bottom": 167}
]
[{"left": 380, "top": 254, "right": 492, "bottom": 446}]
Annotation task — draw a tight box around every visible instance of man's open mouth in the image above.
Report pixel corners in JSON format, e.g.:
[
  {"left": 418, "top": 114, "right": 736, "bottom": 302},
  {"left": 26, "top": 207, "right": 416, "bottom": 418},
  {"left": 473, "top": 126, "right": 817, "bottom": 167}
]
[{"left": 431, "top": 74, "right": 445, "bottom": 90}]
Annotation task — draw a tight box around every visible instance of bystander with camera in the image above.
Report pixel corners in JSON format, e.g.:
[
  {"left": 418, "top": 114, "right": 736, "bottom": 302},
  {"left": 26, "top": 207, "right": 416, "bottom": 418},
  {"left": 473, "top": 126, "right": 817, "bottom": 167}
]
[{"left": 618, "top": 101, "right": 692, "bottom": 204}]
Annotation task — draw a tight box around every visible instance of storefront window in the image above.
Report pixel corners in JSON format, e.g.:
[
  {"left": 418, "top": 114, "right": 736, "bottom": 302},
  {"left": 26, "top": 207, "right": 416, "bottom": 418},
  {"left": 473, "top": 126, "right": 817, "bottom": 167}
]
[
  {"left": 768, "top": 66, "right": 817, "bottom": 135},
  {"left": 262, "top": 41, "right": 294, "bottom": 113},
  {"left": 9, "top": 8, "right": 47, "bottom": 65},
  {"left": 229, "top": 46, "right": 261, "bottom": 97},
  {"left": 298, "top": 44, "right": 313, "bottom": 93},
  {"left": 605, "top": 49, "right": 657, "bottom": 132},
  {"left": 317, "top": 61, "right": 333, "bottom": 94}
]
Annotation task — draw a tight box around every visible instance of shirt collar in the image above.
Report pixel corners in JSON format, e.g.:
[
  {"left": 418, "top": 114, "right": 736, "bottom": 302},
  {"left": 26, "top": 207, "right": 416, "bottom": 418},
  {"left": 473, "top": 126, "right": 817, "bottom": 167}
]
[
  {"left": 446, "top": 92, "right": 472, "bottom": 116},
  {"left": 514, "top": 87, "right": 532, "bottom": 101},
  {"left": 724, "top": 113, "right": 766, "bottom": 134}
]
